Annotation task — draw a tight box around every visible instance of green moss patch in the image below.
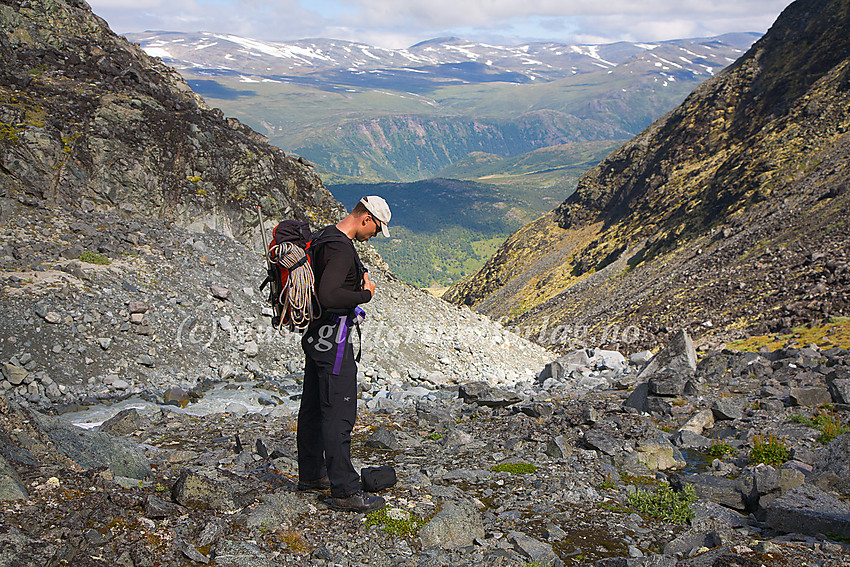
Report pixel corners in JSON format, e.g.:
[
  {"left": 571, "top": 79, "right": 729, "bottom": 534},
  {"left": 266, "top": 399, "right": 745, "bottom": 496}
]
[
  {"left": 492, "top": 462, "right": 537, "bottom": 475},
  {"left": 79, "top": 251, "right": 111, "bottom": 265},
  {"left": 365, "top": 507, "right": 428, "bottom": 537}
]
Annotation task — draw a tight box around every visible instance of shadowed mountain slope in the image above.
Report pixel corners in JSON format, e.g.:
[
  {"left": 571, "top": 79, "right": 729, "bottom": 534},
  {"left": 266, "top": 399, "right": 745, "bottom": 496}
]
[
  {"left": 445, "top": 0, "right": 850, "bottom": 351},
  {"left": 0, "top": 0, "right": 342, "bottom": 244}
]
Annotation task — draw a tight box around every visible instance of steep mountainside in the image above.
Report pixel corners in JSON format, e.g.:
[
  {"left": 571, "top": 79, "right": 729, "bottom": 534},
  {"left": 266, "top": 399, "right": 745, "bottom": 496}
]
[
  {"left": 445, "top": 0, "right": 850, "bottom": 351},
  {"left": 0, "top": 0, "right": 342, "bottom": 244}
]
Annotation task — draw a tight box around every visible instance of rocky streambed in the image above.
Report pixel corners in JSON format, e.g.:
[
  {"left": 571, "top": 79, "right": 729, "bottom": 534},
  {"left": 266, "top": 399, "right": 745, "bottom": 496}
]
[{"left": 2, "top": 330, "right": 850, "bottom": 567}]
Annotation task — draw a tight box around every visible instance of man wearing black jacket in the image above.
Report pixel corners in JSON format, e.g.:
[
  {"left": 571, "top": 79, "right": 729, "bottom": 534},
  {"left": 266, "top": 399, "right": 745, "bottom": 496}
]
[{"left": 297, "top": 196, "right": 391, "bottom": 512}]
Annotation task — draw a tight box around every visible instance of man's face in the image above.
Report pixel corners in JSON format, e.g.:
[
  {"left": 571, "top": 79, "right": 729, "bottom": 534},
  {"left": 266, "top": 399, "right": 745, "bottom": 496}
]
[{"left": 355, "top": 214, "right": 381, "bottom": 242}]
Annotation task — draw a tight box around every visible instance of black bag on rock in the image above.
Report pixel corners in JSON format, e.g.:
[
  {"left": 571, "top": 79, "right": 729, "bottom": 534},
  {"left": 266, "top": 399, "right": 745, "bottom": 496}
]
[{"left": 361, "top": 466, "right": 397, "bottom": 492}]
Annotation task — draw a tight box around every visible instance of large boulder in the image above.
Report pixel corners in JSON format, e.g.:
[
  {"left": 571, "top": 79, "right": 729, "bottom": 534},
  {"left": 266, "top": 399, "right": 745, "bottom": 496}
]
[
  {"left": 419, "top": 499, "right": 484, "bottom": 549},
  {"left": 812, "top": 432, "right": 850, "bottom": 496},
  {"left": 171, "top": 469, "right": 250, "bottom": 511},
  {"left": 678, "top": 409, "right": 715, "bottom": 436},
  {"left": 539, "top": 350, "right": 591, "bottom": 381},
  {"left": 508, "top": 531, "right": 560, "bottom": 566},
  {"left": 0, "top": 397, "right": 149, "bottom": 480},
  {"left": 789, "top": 387, "right": 832, "bottom": 407},
  {"left": 637, "top": 329, "right": 697, "bottom": 380},
  {"left": 458, "top": 382, "right": 520, "bottom": 408},
  {"left": 765, "top": 484, "right": 850, "bottom": 538},
  {"left": 0, "top": 454, "right": 27, "bottom": 501},
  {"left": 671, "top": 473, "right": 746, "bottom": 511},
  {"left": 827, "top": 378, "right": 850, "bottom": 404},
  {"left": 634, "top": 432, "right": 686, "bottom": 471}
]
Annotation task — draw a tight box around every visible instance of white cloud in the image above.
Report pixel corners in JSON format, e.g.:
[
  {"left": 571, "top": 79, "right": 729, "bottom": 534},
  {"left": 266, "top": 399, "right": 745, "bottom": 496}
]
[{"left": 88, "top": 0, "right": 793, "bottom": 47}]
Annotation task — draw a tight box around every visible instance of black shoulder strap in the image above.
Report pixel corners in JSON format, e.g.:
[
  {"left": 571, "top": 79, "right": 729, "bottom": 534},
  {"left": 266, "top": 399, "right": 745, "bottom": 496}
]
[{"left": 307, "top": 227, "right": 366, "bottom": 282}]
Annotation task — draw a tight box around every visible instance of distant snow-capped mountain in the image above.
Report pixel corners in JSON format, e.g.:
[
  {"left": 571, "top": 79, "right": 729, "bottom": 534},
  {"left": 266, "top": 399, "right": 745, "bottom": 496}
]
[{"left": 126, "top": 31, "right": 759, "bottom": 84}]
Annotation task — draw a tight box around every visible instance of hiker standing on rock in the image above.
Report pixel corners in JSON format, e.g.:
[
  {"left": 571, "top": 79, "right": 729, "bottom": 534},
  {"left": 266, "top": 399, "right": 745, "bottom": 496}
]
[{"left": 297, "top": 196, "right": 391, "bottom": 512}]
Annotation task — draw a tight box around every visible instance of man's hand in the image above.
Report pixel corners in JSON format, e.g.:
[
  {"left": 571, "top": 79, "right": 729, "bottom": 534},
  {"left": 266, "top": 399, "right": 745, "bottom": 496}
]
[{"left": 362, "top": 272, "right": 375, "bottom": 297}]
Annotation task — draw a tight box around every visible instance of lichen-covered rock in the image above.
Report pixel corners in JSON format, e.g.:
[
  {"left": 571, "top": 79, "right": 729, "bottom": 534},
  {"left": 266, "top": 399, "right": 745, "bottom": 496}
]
[{"left": 419, "top": 499, "right": 484, "bottom": 549}]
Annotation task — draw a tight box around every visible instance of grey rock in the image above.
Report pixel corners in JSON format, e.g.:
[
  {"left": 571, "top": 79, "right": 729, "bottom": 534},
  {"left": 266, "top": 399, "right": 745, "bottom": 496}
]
[
  {"left": 508, "top": 531, "right": 560, "bottom": 566},
  {"left": 442, "top": 429, "right": 474, "bottom": 447},
  {"left": 246, "top": 491, "right": 309, "bottom": 529},
  {"left": 540, "top": 350, "right": 592, "bottom": 381},
  {"left": 1, "top": 364, "right": 28, "bottom": 386},
  {"left": 637, "top": 329, "right": 697, "bottom": 379},
  {"left": 365, "top": 425, "right": 401, "bottom": 450},
  {"left": 177, "top": 541, "right": 210, "bottom": 564},
  {"left": 544, "top": 523, "right": 567, "bottom": 542},
  {"left": 214, "top": 540, "right": 273, "bottom": 567},
  {"left": 171, "top": 469, "right": 242, "bottom": 511},
  {"left": 419, "top": 499, "right": 484, "bottom": 549},
  {"left": 584, "top": 429, "right": 622, "bottom": 456},
  {"left": 662, "top": 530, "right": 722, "bottom": 556},
  {"left": 545, "top": 435, "right": 571, "bottom": 459},
  {"left": 634, "top": 432, "right": 685, "bottom": 471},
  {"left": 97, "top": 337, "right": 112, "bottom": 350},
  {"left": 128, "top": 301, "right": 148, "bottom": 314},
  {"left": 23, "top": 407, "right": 150, "bottom": 480},
  {"left": 245, "top": 360, "right": 262, "bottom": 376},
  {"left": 678, "top": 409, "right": 715, "bottom": 436},
  {"left": 827, "top": 378, "right": 850, "bottom": 404},
  {"left": 812, "top": 432, "right": 850, "bottom": 496},
  {"left": 458, "top": 382, "right": 520, "bottom": 408},
  {"left": 630, "top": 350, "right": 654, "bottom": 366},
  {"left": 33, "top": 303, "right": 48, "bottom": 319},
  {"left": 592, "top": 349, "right": 628, "bottom": 371},
  {"left": 671, "top": 474, "right": 746, "bottom": 511},
  {"left": 690, "top": 500, "right": 749, "bottom": 529},
  {"left": 670, "top": 429, "right": 711, "bottom": 450},
  {"left": 648, "top": 369, "right": 685, "bottom": 397},
  {"left": 198, "top": 519, "right": 226, "bottom": 547},
  {"left": 0, "top": 455, "right": 28, "bottom": 501},
  {"left": 211, "top": 285, "right": 232, "bottom": 300},
  {"left": 44, "top": 312, "right": 62, "bottom": 324},
  {"left": 136, "top": 354, "right": 155, "bottom": 367},
  {"left": 765, "top": 484, "right": 850, "bottom": 538},
  {"left": 623, "top": 382, "right": 650, "bottom": 413},
  {"left": 144, "top": 494, "right": 183, "bottom": 518},
  {"left": 243, "top": 341, "right": 259, "bottom": 358},
  {"left": 789, "top": 387, "right": 832, "bottom": 407},
  {"left": 517, "top": 402, "right": 554, "bottom": 418},
  {"left": 711, "top": 399, "right": 743, "bottom": 421},
  {"left": 219, "top": 364, "right": 236, "bottom": 380},
  {"left": 99, "top": 408, "right": 143, "bottom": 436}
]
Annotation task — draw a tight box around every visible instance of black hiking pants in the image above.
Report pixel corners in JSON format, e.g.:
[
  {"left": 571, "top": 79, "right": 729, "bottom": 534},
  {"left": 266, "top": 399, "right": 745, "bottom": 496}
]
[{"left": 297, "top": 315, "right": 360, "bottom": 498}]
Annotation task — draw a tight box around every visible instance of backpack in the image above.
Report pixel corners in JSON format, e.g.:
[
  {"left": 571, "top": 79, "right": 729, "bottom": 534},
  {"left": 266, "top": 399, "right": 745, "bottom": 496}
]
[{"left": 259, "top": 220, "right": 354, "bottom": 334}]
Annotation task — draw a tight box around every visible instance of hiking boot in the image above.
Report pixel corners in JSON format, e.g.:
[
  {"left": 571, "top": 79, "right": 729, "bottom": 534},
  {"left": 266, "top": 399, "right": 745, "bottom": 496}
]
[
  {"left": 328, "top": 491, "right": 385, "bottom": 513},
  {"left": 297, "top": 475, "right": 331, "bottom": 491}
]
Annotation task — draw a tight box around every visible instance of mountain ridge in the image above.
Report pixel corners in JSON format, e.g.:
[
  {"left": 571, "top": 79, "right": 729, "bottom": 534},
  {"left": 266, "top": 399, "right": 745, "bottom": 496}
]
[
  {"left": 126, "top": 30, "right": 759, "bottom": 183},
  {"left": 444, "top": 0, "right": 850, "bottom": 350}
]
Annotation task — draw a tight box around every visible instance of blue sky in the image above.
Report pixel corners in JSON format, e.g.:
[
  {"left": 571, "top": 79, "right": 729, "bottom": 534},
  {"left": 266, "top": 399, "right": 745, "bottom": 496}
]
[{"left": 88, "top": 0, "right": 793, "bottom": 48}]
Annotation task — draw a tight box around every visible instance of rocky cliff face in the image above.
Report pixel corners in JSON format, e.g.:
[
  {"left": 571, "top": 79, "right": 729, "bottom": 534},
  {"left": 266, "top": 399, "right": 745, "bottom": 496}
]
[
  {"left": 0, "top": 0, "right": 342, "bottom": 243},
  {"left": 445, "top": 0, "right": 850, "bottom": 351}
]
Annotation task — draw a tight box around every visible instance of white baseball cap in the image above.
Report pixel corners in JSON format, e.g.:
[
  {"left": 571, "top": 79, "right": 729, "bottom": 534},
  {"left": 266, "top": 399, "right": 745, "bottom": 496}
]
[{"left": 360, "top": 195, "right": 391, "bottom": 237}]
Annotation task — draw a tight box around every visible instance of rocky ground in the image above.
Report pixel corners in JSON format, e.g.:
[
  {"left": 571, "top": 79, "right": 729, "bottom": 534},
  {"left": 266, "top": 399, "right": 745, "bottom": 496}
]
[
  {"left": 2, "top": 317, "right": 850, "bottom": 566},
  {"left": 0, "top": 195, "right": 550, "bottom": 416}
]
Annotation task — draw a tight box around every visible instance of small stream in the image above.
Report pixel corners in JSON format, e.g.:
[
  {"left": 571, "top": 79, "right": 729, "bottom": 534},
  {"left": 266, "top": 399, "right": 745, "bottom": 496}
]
[{"left": 59, "top": 382, "right": 302, "bottom": 429}]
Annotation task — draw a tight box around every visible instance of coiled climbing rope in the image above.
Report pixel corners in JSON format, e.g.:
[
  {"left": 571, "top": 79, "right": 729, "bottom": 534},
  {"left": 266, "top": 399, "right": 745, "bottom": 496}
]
[{"left": 269, "top": 242, "right": 319, "bottom": 333}]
